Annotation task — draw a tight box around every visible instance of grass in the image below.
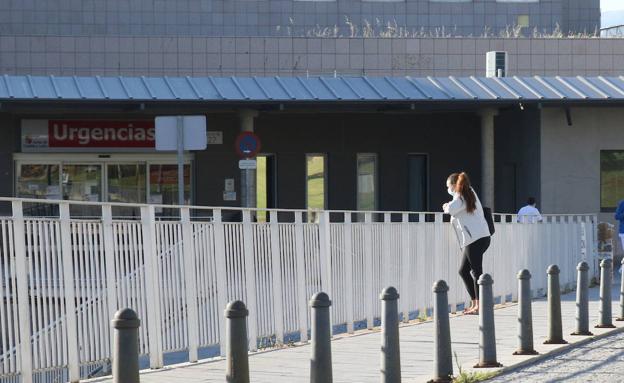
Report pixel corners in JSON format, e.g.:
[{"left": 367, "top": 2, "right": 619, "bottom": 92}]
[{"left": 452, "top": 352, "right": 500, "bottom": 383}]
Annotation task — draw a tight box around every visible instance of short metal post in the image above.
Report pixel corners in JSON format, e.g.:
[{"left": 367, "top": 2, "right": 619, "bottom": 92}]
[
  {"left": 474, "top": 274, "right": 502, "bottom": 368},
  {"left": 544, "top": 265, "right": 567, "bottom": 344},
  {"left": 225, "top": 301, "right": 250, "bottom": 383},
  {"left": 112, "top": 308, "right": 140, "bottom": 383},
  {"left": 617, "top": 258, "right": 624, "bottom": 321},
  {"left": 571, "top": 261, "right": 593, "bottom": 335},
  {"left": 380, "top": 287, "right": 401, "bottom": 383},
  {"left": 429, "top": 280, "right": 453, "bottom": 383},
  {"left": 513, "top": 270, "right": 538, "bottom": 355},
  {"left": 596, "top": 258, "right": 616, "bottom": 328},
  {"left": 310, "top": 292, "right": 332, "bottom": 383}
]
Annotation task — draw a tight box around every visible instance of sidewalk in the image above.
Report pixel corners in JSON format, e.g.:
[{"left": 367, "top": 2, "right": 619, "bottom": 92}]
[{"left": 89, "top": 282, "right": 624, "bottom": 383}]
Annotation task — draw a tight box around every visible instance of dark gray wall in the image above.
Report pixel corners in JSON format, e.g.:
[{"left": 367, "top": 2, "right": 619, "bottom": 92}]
[{"left": 494, "top": 107, "right": 541, "bottom": 214}]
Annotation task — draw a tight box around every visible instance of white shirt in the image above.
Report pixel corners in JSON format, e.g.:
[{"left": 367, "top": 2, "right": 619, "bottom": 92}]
[
  {"left": 443, "top": 189, "right": 490, "bottom": 248},
  {"left": 517, "top": 205, "right": 543, "bottom": 223}
]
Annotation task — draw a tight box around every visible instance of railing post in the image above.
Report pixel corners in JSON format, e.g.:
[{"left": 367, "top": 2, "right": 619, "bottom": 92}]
[
  {"left": 474, "top": 274, "right": 502, "bottom": 368},
  {"left": 343, "top": 212, "right": 355, "bottom": 333},
  {"left": 431, "top": 280, "right": 453, "bottom": 383},
  {"left": 294, "top": 212, "right": 309, "bottom": 343},
  {"left": 225, "top": 301, "right": 250, "bottom": 383},
  {"left": 11, "top": 201, "right": 33, "bottom": 383},
  {"left": 596, "top": 258, "right": 615, "bottom": 329},
  {"left": 181, "top": 207, "right": 200, "bottom": 362},
  {"left": 212, "top": 209, "right": 229, "bottom": 355},
  {"left": 513, "top": 270, "right": 537, "bottom": 355},
  {"left": 364, "top": 212, "right": 374, "bottom": 329},
  {"left": 618, "top": 258, "right": 624, "bottom": 322},
  {"left": 400, "top": 213, "right": 411, "bottom": 323},
  {"left": 140, "top": 205, "right": 164, "bottom": 368},
  {"left": 544, "top": 264, "right": 567, "bottom": 344},
  {"left": 112, "top": 308, "right": 140, "bottom": 383},
  {"left": 269, "top": 210, "right": 285, "bottom": 345},
  {"left": 380, "top": 287, "right": 401, "bottom": 383},
  {"left": 310, "top": 292, "right": 332, "bottom": 383},
  {"left": 242, "top": 210, "right": 258, "bottom": 351},
  {"left": 59, "top": 202, "right": 81, "bottom": 382},
  {"left": 318, "top": 211, "right": 333, "bottom": 308},
  {"left": 102, "top": 205, "right": 119, "bottom": 358},
  {"left": 571, "top": 261, "right": 592, "bottom": 335}
]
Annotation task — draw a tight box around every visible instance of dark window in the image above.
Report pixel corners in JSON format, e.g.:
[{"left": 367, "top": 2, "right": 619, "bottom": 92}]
[
  {"left": 600, "top": 150, "right": 624, "bottom": 212},
  {"left": 407, "top": 154, "right": 428, "bottom": 211}
]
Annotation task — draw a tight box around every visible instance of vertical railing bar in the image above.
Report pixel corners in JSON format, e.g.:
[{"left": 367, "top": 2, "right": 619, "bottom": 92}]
[
  {"left": 294, "top": 212, "right": 309, "bottom": 342},
  {"left": 181, "top": 207, "right": 200, "bottom": 362},
  {"left": 269, "top": 211, "right": 285, "bottom": 344},
  {"left": 343, "top": 212, "right": 355, "bottom": 333},
  {"left": 242, "top": 210, "right": 258, "bottom": 351},
  {"left": 364, "top": 212, "right": 374, "bottom": 329},
  {"left": 318, "top": 211, "right": 333, "bottom": 335},
  {"left": 212, "top": 209, "right": 228, "bottom": 355},
  {"left": 102, "top": 205, "right": 118, "bottom": 362},
  {"left": 401, "top": 213, "right": 411, "bottom": 322}
]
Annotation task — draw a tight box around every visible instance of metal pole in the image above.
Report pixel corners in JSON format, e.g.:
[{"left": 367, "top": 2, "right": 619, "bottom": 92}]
[
  {"left": 310, "top": 292, "right": 332, "bottom": 383},
  {"left": 176, "top": 115, "right": 185, "bottom": 206},
  {"left": 596, "top": 258, "right": 615, "bottom": 328},
  {"left": 225, "top": 301, "right": 250, "bottom": 383},
  {"left": 474, "top": 273, "right": 502, "bottom": 368},
  {"left": 513, "top": 270, "right": 538, "bottom": 355},
  {"left": 431, "top": 280, "right": 453, "bottom": 382},
  {"left": 380, "top": 287, "right": 401, "bottom": 383},
  {"left": 571, "top": 261, "right": 592, "bottom": 335},
  {"left": 112, "top": 308, "right": 140, "bottom": 383},
  {"left": 618, "top": 258, "right": 624, "bottom": 321},
  {"left": 544, "top": 264, "right": 567, "bottom": 344}
]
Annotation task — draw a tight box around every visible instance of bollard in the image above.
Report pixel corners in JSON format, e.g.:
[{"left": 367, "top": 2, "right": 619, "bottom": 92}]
[
  {"left": 513, "top": 270, "right": 538, "bottom": 355},
  {"left": 618, "top": 259, "right": 624, "bottom": 322},
  {"left": 380, "top": 287, "right": 401, "bottom": 383},
  {"left": 596, "top": 258, "right": 616, "bottom": 328},
  {"left": 474, "top": 274, "right": 502, "bottom": 368},
  {"left": 544, "top": 265, "right": 567, "bottom": 344},
  {"left": 428, "top": 280, "right": 453, "bottom": 383},
  {"left": 571, "top": 261, "right": 593, "bottom": 336},
  {"left": 225, "top": 301, "right": 250, "bottom": 383},
  {"left": 112, "top": 308, "right": 140, "bottom": 383},
  {"left": 310, "top": 292, "right": 332, "bottom": 383}
]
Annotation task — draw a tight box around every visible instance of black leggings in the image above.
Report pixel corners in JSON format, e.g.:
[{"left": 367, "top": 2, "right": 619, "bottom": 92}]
[{"left": 459, "top": 236, "right": 491, "bottom": 300}]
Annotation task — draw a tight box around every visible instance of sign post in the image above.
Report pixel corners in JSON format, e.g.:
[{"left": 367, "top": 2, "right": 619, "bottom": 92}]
[
  {"left": 155, "top": 116, "right": 208, "bottom": 206},
  {"left": 235, "top": 132, "right": 262, "bottom": 208}
]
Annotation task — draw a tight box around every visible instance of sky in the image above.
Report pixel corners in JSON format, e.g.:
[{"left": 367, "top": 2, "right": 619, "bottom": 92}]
[{"left": 602, "top": 0, "right": 624, "bottom": 12}]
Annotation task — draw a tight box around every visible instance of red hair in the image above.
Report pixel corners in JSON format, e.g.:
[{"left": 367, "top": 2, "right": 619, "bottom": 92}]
[{"left": 448, "top": 172, "right": 477, "bottom": 213}]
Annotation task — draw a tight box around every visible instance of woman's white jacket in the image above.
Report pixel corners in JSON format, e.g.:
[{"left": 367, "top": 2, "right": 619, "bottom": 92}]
[{"left": 443, "top": 189, "right": 490, "bottom": 249}]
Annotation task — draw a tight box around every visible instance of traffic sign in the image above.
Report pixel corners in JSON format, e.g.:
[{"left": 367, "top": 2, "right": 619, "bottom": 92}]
[
  {"left": 238, "top": 159, "right": 257, "bottom": 170},
  {"left": 235, "top": 132, "right": 261, "bottom": 158}
]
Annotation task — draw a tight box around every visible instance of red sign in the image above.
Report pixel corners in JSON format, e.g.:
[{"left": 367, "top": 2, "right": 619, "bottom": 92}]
[
  {"left": 235, "top": 132, "right": 262, "bottom": 158},
  {"left": 48, "top": 120, "right": 155, "bottom": 148}
]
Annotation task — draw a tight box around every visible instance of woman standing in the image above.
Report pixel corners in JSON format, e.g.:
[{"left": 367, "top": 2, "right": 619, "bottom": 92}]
[{"left": 443, "top": 172, "right": 491, "bottom": 315}]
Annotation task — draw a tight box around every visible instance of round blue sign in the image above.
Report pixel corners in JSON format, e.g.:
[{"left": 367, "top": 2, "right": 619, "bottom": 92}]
[{"left": 235, "top": 132, "right": 262, "bottom": 158}]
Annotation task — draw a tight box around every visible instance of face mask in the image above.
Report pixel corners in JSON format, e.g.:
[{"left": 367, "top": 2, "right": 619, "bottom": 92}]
[{"left": 447, "top": 187, "right": 455, "bottom": 196}]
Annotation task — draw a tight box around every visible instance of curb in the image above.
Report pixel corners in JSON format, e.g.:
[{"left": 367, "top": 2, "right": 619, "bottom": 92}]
[{"left": 488, "top": 325, "right": 624, "bottom": 379}]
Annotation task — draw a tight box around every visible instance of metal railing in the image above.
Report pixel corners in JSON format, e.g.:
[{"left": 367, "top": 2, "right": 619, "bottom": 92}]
[{"left": 0, "top": 197, "right": 597, "bottom": 383}]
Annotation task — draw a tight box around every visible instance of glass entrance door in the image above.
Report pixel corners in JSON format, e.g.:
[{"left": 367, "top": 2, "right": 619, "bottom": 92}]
[{"left": 62, "top": 164, "right": 102, "bottom": 216}]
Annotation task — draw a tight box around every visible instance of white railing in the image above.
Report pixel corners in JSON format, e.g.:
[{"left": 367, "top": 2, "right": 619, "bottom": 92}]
[{"left": 0, "top": 197, "right": 597, "bottom": 383}]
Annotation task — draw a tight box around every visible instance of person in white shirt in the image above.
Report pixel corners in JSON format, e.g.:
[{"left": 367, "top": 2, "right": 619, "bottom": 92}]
[{"left": 517, "top": 197, "right": 543, "bottom": 223}]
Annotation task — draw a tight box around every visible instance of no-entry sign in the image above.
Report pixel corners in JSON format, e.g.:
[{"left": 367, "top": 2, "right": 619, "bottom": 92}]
[{"left": 235, "top": 132, "right": 261, "bottom": 158}]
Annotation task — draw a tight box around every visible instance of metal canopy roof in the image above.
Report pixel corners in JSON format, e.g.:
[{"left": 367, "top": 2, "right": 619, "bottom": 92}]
[{"left": 1, "top": 74, "right": 624, "bottom": 103}]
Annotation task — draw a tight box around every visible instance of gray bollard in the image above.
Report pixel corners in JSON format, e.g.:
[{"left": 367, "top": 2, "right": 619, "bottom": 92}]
[
  {"left": 596, "top": 258, "right": 616, "bottom": 328},
  {"left": 310, "top": 292, "right": 332, "bottom": 383},
  {"left": 380, "top": 287, "right": 401, "bottom": 383},
  {"left": 544, "top": 265, "right": 567, "bottom": 344},
  {"left": 225, "top": 301, "right": 250, "bottom": 383},
  {"left": 513, "top": 270, "right": 538, "bottom": 355},
  {"left": 474, "top": 274, "right": 502, "bottom": 368},
  {"left": 618, "top": 259, "right": 624, "bottom": 322},
  {"left": 571, "top": 261, "right": 593, "bottom": 336},
  {"left": 112, "top": 308, "right": 140, "bottom": 383},
  {"left": 429, "top": 280, "right": 453, "bottom": 383}
]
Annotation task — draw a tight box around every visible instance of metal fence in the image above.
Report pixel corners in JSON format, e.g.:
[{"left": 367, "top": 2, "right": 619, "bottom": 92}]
[{"left": 0, "top": 197, "right": 597, "bottom": 383}]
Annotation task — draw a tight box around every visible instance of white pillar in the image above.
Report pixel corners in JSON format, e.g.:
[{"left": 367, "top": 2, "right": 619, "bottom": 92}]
[
  {"left": 238, "top": 109, "right": 259, "bottom": 208},
  {"left": 479, "top": 109, "right": 498, "bottom": 210}
]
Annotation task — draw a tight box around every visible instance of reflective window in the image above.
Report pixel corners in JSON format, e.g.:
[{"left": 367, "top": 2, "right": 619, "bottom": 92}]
[
  {"left": 601, "top": 151, "right": 624, "bottom": 211},
  {"left": 17, "top": 164, "right": 60, "bottom": 200},
  {"left": 256, "top": 155, "right": 276, "bottom": 223},
  {"left": 306, "top": 155, "right": 326, "bottom": 219},
  {"left": 517, "top": 15, "right": 530, "bottom": 28},
  {"left": 357, "top": 154, "right": 377, "bottom": 211},
  {"left": 62, "top": 164, "right": 102, "bottom": 216}
]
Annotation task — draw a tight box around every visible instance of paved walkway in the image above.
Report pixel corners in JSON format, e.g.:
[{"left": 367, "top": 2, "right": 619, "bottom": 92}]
[{"left": 88, "top": 282, "right": 624, "bottom": 383}]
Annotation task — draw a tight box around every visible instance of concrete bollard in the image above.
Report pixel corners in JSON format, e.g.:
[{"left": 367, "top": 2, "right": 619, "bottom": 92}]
[
  {"left": 429, "top": 280, "right": 453, "bottom": 383},
  {"left": 112, "top": 308, "right": 140, "bottom": 383},
  {"left": 225, "top": 301, "right": 250, "bottom": 383},
  {"left": 513, "top": 270, "right": 538, "bottom": 355},
  {"left": 618, "top": 259, "right": 624, "bottom": 322},
  {"left": 474, "top": 274, "right": 502, "bottom": 368},
  {"left": 596, "top": 258, "right": 616, "bottom": 329},
  {"left": 544, "top": 265, "right": 567, "bottom": 344},
  {"left": 571, "top": 261, "right": 593, "bottom": 336},
  {"left": 310, "top": 292, "right": 332, "bottom": 383},
  {"left": 380, "top": 287, "right": 401, "bottom": 383}
]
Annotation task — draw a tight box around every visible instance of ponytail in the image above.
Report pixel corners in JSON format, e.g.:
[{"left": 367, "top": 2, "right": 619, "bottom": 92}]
[{"left": 448, "top": 172, "right": 477, "bottom": 213}]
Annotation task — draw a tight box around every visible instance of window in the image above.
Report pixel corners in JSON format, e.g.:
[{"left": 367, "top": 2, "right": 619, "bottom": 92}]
[
  {"left": 408, "top": 154, "right": 428, "bottom": 211},
  {"left": 600, "top": 151, "right": 624, "bottom": 211},
  {"left": 517, "top": 15, "right": 530, "bottom": 28},
  {"left": 306, "top": 155, "right": 326, "bottom": 222},
  {"left": 256, "top": 154, "right": 276, "bottom": 222},
  {"left": 357, "top": 154, "right": 377, "bottom": 211}
]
